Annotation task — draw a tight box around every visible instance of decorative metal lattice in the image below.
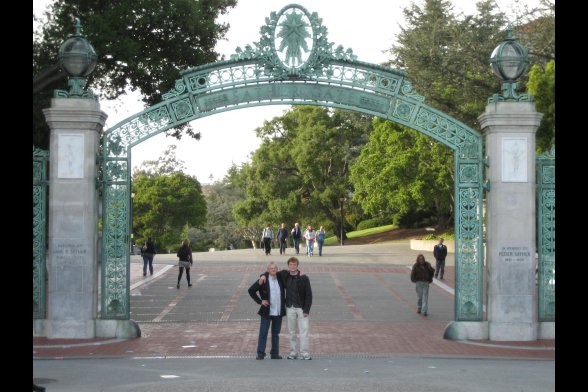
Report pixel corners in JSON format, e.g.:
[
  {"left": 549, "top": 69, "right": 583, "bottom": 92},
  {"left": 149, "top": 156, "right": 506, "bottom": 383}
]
[
  {"left": 33, "top": 146, "right": 49, "bottom": 319},
  {"left": 100, "top": 4, "right": 485, "bottom": 321},
  {"left": 536, "top": 146, "right": 555, "bottom": 321}
]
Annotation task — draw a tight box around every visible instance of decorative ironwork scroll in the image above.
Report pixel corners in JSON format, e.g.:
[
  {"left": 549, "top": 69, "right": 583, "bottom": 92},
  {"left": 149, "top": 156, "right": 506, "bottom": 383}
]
[
  {"left": 100, "top": 4, "right": 485, "bottom": 321},
  {"left": 33, "top": 146, "right": 49, "bottom": 319},
  {"left": 537, "top": 146, "right": 555, "bottom": 321}
]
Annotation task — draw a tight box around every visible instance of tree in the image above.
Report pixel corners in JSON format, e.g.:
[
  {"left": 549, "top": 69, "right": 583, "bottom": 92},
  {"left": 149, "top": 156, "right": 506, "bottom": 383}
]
[
  {"left": 33, "top": 0, "right": 237, "bottom": 148},
  {"left": 527, "top": 60, "right": 555, "bottom": 152},
  {"left": 189, "top": 179, "right": 245, "bottom": 251},
  {"left": 232, "top": 106, "right": 372, "bottom": 241},
  {"left": 350, "top": 119, "right": 454, "bottom": 228},
  {"left": 132, "top": 144, "right": 187, "bottom": 178},
  {"left": 388, "top": 0, "right": 507, "bottom": 128},
  {"left": 133, "top": 172, "right": 207, "bottom": 252}
]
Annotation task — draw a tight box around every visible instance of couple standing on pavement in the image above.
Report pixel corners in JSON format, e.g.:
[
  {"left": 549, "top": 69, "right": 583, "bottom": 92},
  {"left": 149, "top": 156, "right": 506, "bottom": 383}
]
[{"left": 248, "top": 257, "right": 313, "bottom": 360}]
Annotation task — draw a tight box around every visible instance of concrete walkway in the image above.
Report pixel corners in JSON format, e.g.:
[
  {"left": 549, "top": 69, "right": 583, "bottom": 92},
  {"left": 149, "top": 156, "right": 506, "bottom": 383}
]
[{"left": 33, "top": 242, "right": 553, "bottom": 361}]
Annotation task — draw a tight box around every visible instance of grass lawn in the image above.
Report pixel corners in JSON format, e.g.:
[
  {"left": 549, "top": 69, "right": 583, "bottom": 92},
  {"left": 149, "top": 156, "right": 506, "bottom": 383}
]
[{"left": 323, "top": 224, "right": 396, "bottom": 246}]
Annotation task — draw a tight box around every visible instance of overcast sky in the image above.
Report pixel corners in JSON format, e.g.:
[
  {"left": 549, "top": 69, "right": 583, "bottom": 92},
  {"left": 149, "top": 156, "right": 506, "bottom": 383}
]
[{"left": 34, "top": 0, "right": 541, "bottom": 183}]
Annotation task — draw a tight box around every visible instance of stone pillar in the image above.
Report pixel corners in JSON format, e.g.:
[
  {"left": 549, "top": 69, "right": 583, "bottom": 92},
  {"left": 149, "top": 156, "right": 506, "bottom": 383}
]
[
  {"left": 43, "top": 98, "right": 107, "bottom": 339},
  {"left": 478, "top": 101, "right": 542, "bottom": 341}
]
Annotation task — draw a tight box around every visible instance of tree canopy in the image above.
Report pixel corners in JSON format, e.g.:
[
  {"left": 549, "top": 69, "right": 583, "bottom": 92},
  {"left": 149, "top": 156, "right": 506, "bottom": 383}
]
[
  {"left": 33, "top": 0, "right": 237, "bottom": 148},
  {"left": 133, "top": 172, "right": 207, "bottom": 252},
  {"left": 232, "top": 106, "right": 373, "bottom": 240}
]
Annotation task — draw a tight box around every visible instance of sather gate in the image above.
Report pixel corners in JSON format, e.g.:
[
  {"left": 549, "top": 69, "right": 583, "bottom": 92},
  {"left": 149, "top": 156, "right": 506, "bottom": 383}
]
[{"left": 99, "top": 4, "right": 485, "bottom": 323}]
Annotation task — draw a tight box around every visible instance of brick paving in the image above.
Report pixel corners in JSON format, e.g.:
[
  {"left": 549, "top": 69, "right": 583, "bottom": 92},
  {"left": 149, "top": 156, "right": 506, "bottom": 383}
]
[{"left": 33, "top": 243, "right": 554, "bottom": 360}]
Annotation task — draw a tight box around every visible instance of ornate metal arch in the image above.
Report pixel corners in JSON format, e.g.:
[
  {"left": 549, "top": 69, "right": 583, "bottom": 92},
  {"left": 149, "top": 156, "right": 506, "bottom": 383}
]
[{"left": 100, "top": 4, "right": 484, "bottom": 321}]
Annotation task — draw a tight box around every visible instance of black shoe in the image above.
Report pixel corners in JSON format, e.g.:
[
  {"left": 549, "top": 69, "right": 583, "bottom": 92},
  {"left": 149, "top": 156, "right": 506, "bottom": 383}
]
[
  {"left": 188, "top": 283, "right": 192, "bottom": 287},
  {"left": 143, "top": 273, "right": 147, "bottom": 277},
  {"left": 270, "top": 354, "right": 282, "bottom": 359},
  {"left": 423, "top": 312, "right": 428, "bottom": 316},
  {"left": 256, "top": 353, "right": 265, "bottom": 360},
  {"left": 33, "top": 384, "right": 46, "bottom": 392},
  {"left": 439, "top": 277, "right": 444, "bottom": 280},
  {"left": 417, "top": 308, "right": 421, "bottom": 314},
  {"left": 177, "top": 283, "right": 180, "bottom": 289},
  {"left": 434, "top": 275, "right": 438, "bottom": 279}
]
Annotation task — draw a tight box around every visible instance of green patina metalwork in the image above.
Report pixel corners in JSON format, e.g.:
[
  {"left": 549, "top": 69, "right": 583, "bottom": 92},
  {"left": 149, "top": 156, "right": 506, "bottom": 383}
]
[
  {"left": 33, "top": 146, "right": 49, "bottom": 319},
  {"left": 537, "top": 146, "right": 555, "bottom": 321},
  {"left": 100, "top": 4, "right": 485, "bottom": 321},
  {"left": 488, "top": 25, "right": 532, "bottom": 104}
]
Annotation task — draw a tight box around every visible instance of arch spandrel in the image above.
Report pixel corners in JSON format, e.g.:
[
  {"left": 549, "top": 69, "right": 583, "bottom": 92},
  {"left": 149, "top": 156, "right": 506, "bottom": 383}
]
[{"left": 100, "top": 3, "right": 485, "bottom": 322}]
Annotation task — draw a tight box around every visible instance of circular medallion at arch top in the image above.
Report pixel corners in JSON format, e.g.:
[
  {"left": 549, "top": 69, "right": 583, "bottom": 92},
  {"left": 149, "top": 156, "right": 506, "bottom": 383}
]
[{"left": 272, "top": 4, "right": 315, "bottom": 70}]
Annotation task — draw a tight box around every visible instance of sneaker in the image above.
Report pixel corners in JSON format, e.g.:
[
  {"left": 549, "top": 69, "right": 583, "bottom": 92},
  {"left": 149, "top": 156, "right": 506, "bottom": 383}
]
[
  {"left": 301, "top": 352, "right": 312, "bottom": 360},
  {"left": 287, "top": 352, "right": 298, "bottom": 360}
]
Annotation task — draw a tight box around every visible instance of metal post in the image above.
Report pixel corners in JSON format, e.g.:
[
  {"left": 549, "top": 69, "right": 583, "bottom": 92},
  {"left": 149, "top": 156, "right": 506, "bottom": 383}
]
[{"left": 340, "top": 200, "right": 343, "bottom": 246}]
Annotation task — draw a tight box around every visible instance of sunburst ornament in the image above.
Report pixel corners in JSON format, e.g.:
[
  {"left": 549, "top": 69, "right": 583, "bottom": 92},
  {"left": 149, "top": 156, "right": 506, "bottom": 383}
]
[{"left": 274, "top": 7, "right": 313, "bottom": 68}]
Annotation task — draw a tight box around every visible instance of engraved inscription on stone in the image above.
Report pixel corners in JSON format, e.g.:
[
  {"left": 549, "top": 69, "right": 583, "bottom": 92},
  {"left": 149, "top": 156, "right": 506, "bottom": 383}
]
[
  {"left": 52, "top": 243, "right": 88, "bottom": 266},
  {"left": 498, "top": 246, "right": 531, "bottom": 263},
  {"left": 58, "top": 134, "right": 84, "bottom": 179},
  {"left": 501, "top": 137, "right": 527, "bottom": 182}
]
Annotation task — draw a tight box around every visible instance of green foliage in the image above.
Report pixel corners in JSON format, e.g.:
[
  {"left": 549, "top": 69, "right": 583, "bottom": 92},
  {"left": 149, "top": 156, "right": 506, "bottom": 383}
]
[
  {"left": 350, "top": 119, "right": 454, "bottom": 228},
  {"left": 232, "top": 106, "right": 372, "bottom": 240},
  {"left": 132, "top": 145, "right": 187, "bottom": 178},
  {"left": 527, "top": 60, "right": 555, "bottom": 152},
  {"left": 133, "top": 172, "right": 207, "bottom": 251},
  {"left": 421, "top": 231, "right": 455, "bottom": 240},
  {"left": 33, "top": 0, "right": 237, "bottom": 148},
  {"left": 356, "top": 217, "right": 392, "bottom": 231}
]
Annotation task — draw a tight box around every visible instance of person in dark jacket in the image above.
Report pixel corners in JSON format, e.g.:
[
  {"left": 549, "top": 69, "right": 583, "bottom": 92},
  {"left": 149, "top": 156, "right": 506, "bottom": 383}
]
[
  {"left": 277, "top": 223, "right": 289, "bottom": 255},
  {"left": 248, "top": 261, "right": 286, "bottom": 360},
  {"left": 433, "top": 238, "right": 448, "bottom": 280},
  {"left": 410, "top": 254, "right": 435, "bottom": 316},
  {"left": 291, "top": 223, "right": 302, "bottom": 255},
  {"left": 176, "top": 239, "right": 193, "bottom": 289},
  {"left": 260, "top": 256, "right": 313, "bottom": 360},
  {"left": 141, "top": 237, "right": 156, "bottom": 276}
]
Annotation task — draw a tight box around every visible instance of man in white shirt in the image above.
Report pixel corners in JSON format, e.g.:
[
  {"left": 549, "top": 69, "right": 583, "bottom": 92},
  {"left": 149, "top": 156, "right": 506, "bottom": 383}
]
[{"left": 248, "top": 261, "right": 286, "bottom": 359}]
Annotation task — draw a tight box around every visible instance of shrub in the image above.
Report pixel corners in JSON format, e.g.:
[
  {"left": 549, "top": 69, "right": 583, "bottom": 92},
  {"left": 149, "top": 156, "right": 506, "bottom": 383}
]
[{"left": 356, "top": 216, "right": 391, "bottom": 231}]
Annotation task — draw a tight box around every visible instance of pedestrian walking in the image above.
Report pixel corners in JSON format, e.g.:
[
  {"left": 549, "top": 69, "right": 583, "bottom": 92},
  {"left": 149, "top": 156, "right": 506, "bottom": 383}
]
[
  {"left": 141, "top": 237, "right": 156, "bottom": 276},
  {"left": 433, "top": 238, "right": 448, "bottom": 280},
  {"left": 261, "top": 223, "right": 274, "bottom": 256},
  {"left": 277, "top": 223, "right": 289, "bottom": 255},
  {"left": 291, "top": 223, "right": 302, "bottom": 254},
  {"left": 176, "top": 239, "right": 193, "bottom": 289},
  {"left": 316, "top": 226, "right": 326, "bottom": 256},
  {"left": 410, "top": 254, "right": 435, "bottom": 316}
]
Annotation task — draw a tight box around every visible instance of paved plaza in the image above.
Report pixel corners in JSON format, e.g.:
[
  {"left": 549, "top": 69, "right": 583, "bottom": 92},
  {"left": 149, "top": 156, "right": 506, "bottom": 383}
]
[{"left": 34, "top": 242, "right": 553, "bottom": 360}]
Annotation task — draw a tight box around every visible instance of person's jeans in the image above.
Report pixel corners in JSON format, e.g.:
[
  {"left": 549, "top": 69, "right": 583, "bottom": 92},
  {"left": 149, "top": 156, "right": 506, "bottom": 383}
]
[
  {"left": 257, "top": 315, "right": 283, "bottom": 355},
  {"left": 286, "top": 306, "right": 310, "bottom": 355},
  {"left": 293, "top": 238, "right": 300, "bottom": 254},
  {"left": 306, "top": 240, "right": 314, "bottom": 255},
  {"left": 142, "top": 253, "right": 154, "bottom": 275},
  {"left": 279, "top": 239, "right": 287, "bottom": 254},
  {"left": 317, "top": 240, "right": 324, "bottom": 256},
  {"left": 415, "top": 281, "right": 430, "bottom": 313},
  {"left": 435, "top": 258, "right": 445, "bottom": 279}
]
